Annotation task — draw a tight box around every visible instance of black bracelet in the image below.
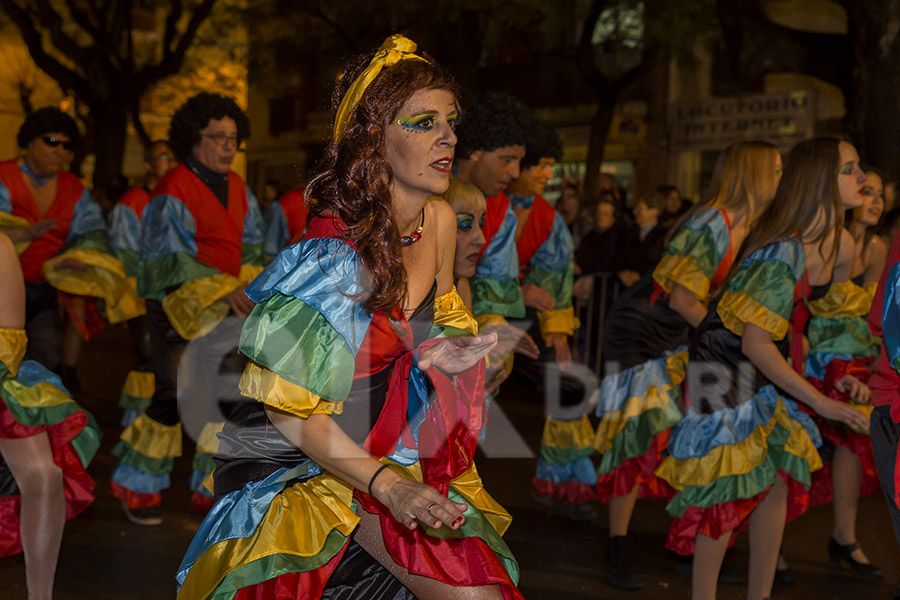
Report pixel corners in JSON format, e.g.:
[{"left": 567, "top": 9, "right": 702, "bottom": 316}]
[{"left": 367, "top": 464, "right": 391, "bottom": 496}]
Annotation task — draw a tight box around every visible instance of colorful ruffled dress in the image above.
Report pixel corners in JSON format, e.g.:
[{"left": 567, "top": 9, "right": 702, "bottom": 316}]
[
  {"left": 0, "top": 328, "right": 100, "bottom": 555},
  {"left": 656, "top": 238, "right": 823, "bottom": 555},
  {"left": 594, "top": 208, "right": 733, "bottom": 502},
  {"left": 176, "top": 216, "right": 522, "bottom": 599},
  {"left": 108, "top": 185, "right": 155, "bottom": 426},
  {"left": 110, "top": 162, "right": 265, "bottom": 512},
  {"left": 508, "top": 194, "right": 590, "bottom": 506},
  {"left": 803, "top": 274, "right": 881, "bottom": 504}
]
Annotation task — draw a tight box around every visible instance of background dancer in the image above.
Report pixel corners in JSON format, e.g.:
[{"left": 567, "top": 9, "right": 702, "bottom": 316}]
[
  {"left": 595, "top": 141, "right": 781, "bottom": 589},
  {"left": 109, "top": 93, "right": 265, "bottom": 525}
]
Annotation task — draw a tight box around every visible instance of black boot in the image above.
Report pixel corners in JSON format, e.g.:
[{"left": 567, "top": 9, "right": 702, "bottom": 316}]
[
  {"left": 828, "top": 537, "right": 883, "bottom": 579},
  {"left": 605, "top": 535, "right": 643, "bottom": 591}
]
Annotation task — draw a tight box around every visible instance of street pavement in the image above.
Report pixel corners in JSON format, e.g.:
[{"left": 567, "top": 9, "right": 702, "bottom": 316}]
[{"left": 0, "top": 324, "right": 897, "bottom": 599}]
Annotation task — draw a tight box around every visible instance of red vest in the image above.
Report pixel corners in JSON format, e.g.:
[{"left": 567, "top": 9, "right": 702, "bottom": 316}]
[
  {"left": 0, "top": 159, "right": 86, "bottom": 283},
  {"left": 516, "top": 195, "right": 556, "bottom": 271},
  {"left": 278, "top": 188, "right": 309, "bottom": 246},
  {"left": 153, "top": 164, "right": 248, "bottom": 277}
]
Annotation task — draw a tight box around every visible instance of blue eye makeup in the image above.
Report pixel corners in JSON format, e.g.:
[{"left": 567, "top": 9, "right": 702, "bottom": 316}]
[
  {"left": 839, "top": 163, "right": 855, "bottom": 175},
  {"left": 398, "top": 113, "right": 437, "bottom": 131},
  {"left": 456, "top": 213, "right": 475, "bottom": 232}
]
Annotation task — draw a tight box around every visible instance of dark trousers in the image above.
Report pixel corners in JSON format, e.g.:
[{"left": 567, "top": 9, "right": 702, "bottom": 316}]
[
  {"left": 143, "top": 299, "right": 188, "bottom": 427},
  {"left": 23, "top": 282, "right": 62, "bottom": 373},
  {"left": 126, "top": 314, "right": 153, "bottom": 373},
  {"left": 870, "top": 405, "right": 900, "bottom": 552}
]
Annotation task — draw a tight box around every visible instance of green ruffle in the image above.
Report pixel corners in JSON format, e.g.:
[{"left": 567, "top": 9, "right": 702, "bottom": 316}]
[
  {"left": 808, "top": 317, "right": 878, "bottom": 357},
  {"left": 138, "top": 252, "right": 221, "bottom": 300},
  {"left": 71, "top": 229, "right": 110, "bottom": 253},
  {"left": 111, "top": 439, "right": 175, "bottom": 475},
  {"left": 470, "top": 277, "right": 525, "bottom": 318},
  {"left": 119, "top": 392, "right": 152, "bottom": 413},
  {"left": 723, "top": 257, "right": 796, "bottom": 323},
  {"left": 522, "top": 262, "right": 574, "bottom": 309},
  {"left": 541, "top": 444, "right": 595, "bottom": 466},
  {"left": 113, "top": 248, "right": 139, "bottom": 279},
  {"left": 210, "top": 527, "right": 350, "bottom": 600},
  {"left": 663, "top": 226, "right": 721, "bottom": 281},
  {"left": 242, "top": 243, "right": 267, "bottom": 267},
  {"left": 239, "top": 294, "right": 356, "bottom": 401},
  {"left": 193, "top": 451, "right": 216, "bottom": 476},
  {"left": 597, "top": 403, "right": 682, "bottom": 474},
  {"left": 665, "top": 423, "right": 813, "bottom": 517}
]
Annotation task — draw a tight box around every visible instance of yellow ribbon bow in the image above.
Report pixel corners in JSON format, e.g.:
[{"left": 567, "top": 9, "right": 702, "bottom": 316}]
[{"left": 332, "top": 34, "right": 429, "bottom": 143}]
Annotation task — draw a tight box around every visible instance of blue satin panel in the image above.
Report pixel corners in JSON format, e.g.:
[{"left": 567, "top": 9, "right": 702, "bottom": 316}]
[
  {"left": 16, "top": 359, "right": 69, "bottom": 390},
  {"left": 535, "top": 456, "right": 598, "bottom": 485},
  {"left": 263, "top": 202, "right": 289, "bottom": 257},
  {"left": 190, "top": 470, "right": 214, "bottom": 496},
  {"left": 140, "top": 194, "right": 198, "bottom": 260},
  {"left": 676, "top": 208, "right": 731, "bottom": 257},
  {"left": 475, "top": 205, "right": 519, "bottom": 281},
  {"left": 110, "top": 462, "right": 171, "bottom": 494},
  {"left": 735, "top": 238, "right": 805, "bottom": 282},
  {"left": 804, "top": 351, "right": 853, "bottom": 380},
  {"left": 667, "top": 385, "right": 821, "bottom": 460},
  {"left": 67, "top": 189, "right": 106, "bottom": 242},
  {"left": 386, "top": 360, "right": 430, "bottom": 466},
  {"left": 242, "top": 185, "right": 264, "bottom": 247},
  {"left": 595, "top": 345, "right": 687, "bottom": 417},
  {"left": 176, "top": 463, "right": 322, "bottom": 587},
  {"left": 108, "top": 204, "right": 141, "bottom": 253},
  {"left": 531, "top": 213, "right": 574, "bottom": 273},
  {"left": 245, "top": 238, "right": 373, "bottom": 354},
  {"left": 0, "top": 182, "right": 10, "bottom": 213},
  {"left": 883, "top": 261, "right": 900, "bottom": 369}
]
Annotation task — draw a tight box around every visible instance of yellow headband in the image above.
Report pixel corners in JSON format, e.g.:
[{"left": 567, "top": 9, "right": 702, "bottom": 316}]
[{"left": 332, "top": 34, "right": 429, "bottom": 143}]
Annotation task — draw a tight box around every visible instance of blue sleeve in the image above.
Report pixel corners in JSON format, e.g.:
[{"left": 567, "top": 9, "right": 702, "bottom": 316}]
[
  {"left": 67, "top": 189, "right": 106, "bottom": 243},
  {"left": 139, "top": 194, "right": 198, "bottom": 260},
  {"left": 883, "top": 261, "right": 900, "bottom": 374},
  {"left": 108, "top": 204, "right": 141, "bottom": 254},
  {"left": 0, "top": 182, "right": 11, "bottom": 214},
  {"left": 263, "top": 202, "right": 290, "bottom": 257}
]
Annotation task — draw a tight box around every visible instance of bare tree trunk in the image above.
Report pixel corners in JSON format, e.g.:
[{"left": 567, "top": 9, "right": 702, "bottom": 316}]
[
  {"left": 91, "top": 101, "right": 129, "bottom": 205},
  {"left": 584, "top": 99, "right": 616, "bottom": 208}
]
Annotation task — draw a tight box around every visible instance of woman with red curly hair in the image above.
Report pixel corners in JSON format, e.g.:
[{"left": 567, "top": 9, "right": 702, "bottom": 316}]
[{"left": 175, "top": 35, "right": 523, "bottom": 600}]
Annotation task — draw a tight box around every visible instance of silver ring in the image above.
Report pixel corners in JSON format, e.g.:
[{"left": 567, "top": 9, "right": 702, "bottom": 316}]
[{"left": 427, "top": 503, "right": 437, "bottom": 512}]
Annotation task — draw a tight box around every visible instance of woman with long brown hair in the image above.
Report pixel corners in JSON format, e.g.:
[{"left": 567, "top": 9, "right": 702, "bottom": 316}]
[
  {"left": 656, "top": 137, "right": 871, "bottom": 600},
  {"left": 594, "top": 140, "right": 781, "bottom": 590},
  {"left": 175, "top": 35, "right": 522, "bottom": 599}
]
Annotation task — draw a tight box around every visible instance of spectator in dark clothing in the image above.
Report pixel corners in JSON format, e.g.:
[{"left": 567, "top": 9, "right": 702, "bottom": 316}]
[
  {"left": 617, "top": 190, "right": 668, "bottom": 287},
  {"left": 575, "top": 194, "right": 621, "bottom": 276},
  {"left": 659, "top": 184, "right": 691, "bottom": 228}
]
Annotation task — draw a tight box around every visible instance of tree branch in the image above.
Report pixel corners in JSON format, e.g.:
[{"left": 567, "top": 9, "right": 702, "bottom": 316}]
[
  {"left": 0, "top": 0, "right": 96, "bottom": 104},
  {"left": 131, "top": 97, "right": 151, "bottom": 149},
  {"left": 141, "top": 0, "right": 217, "bottom": 81}
]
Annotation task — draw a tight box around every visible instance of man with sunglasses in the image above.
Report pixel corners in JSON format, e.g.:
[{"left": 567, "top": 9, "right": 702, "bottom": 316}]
[
  {"left": 0, "top": 107, "right": 113, "bottom": 376},
  {"left": 110, "top": 93, "right": 265, "bottom": 526}
]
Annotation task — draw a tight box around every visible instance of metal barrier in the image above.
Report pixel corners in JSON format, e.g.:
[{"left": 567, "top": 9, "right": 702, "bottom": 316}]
[{"left": 572, "top": 271, "right": 622, "bottom": 378}]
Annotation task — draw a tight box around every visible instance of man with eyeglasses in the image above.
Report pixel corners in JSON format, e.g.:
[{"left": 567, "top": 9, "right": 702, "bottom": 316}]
[
  {"left": 110, "top": 93, "right": 265, "bottom": 526},
  {"left": 0, "top": 107, "right": 120, "bottom": 377},
  {"left": 107, "top": 140, "right": 176, "bottom": 431}
]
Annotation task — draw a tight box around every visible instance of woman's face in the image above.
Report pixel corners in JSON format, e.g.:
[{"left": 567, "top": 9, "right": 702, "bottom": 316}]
[
  {"left": 854, "top": 171, "right": 885, "bottom": 227},
  {"left": 451, "top": 193, "right": 487, "bottom": 278},
  {"left": 837, "top": 141, "right": 867, "bottom": 209},
  {"left": 594, "top": 202, "right": 615, "bottom": 230},
  {"left": 384, "top": 88, "right": 458, "bottom": 202},
  {"left": 665, "top": 190, "right": 681, "bottom": 213},
  {"left": 633, "top": 201, "right": 658, "bottom": 227}
]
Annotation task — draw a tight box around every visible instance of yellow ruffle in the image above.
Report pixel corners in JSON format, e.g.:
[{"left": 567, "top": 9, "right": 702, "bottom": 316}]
[
  {"left": 0, "top": 213, "right": 32, "bottom": 254},
  {"left": 43, "top": 247, "right": 143, "bottom": 324},
  {"left": 196, "top": 421, "right": 225, "bottom": 455},
  {"left": 177, "top": 471, "right": 359, "bottom": 600},
  {"left": 2, "top": 379, "right": 71, "bottom": 409},
  {"left": 718, "top": 290, "right": 789, "bottom": 340},
  {"left": 163, "top": 264, "right": 264, "bottom": 340},
  {"left": 434, "top": 285, "right": 478, "bottom": 335},
  {"left": 594, "top": 350, "right": 687, "bottom": 453},
  {"left": 538, "top": 306, "right": 580, "bottom": 337},
  {"left": 653, "top": 254, "right": 710, "bottom": 301},
  {"left": 809, "top": 279, "right": 876, "bottom": 318},
  {"left": 120, "top": 413, "right": 183, "bottom": 460},
  {"left": 239, "top": 362, "right": 343, "bottom": 419},
  {"left": 0, "top": 328, "right": 26, "bottom": 376},
  {"left": 656, "top": 397, "right": 821, "bottom": 490},
  {"left": 122, "top": 370, "right": 154, "bottom": 399},
  {"left": 542, "top": 413, "right": 595, "bottom": 450},
  {"left": 449, "top": 462, "right": 513, "bottom": 536}
]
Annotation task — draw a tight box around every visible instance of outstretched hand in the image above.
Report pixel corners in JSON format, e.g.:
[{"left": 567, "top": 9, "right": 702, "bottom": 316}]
[
  {"left": 376, "top": 473, "right": 468, "bottom": 531},
  {"left": 482, "top": 322, "right": 539, "bottom": 360},
  {"left": 417, "top": 332, "right": 498, "bottom": 373}
]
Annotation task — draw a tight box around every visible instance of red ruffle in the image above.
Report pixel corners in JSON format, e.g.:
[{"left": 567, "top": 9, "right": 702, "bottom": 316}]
[
  {"left": 595, "top": 430, "right": 675, "bottom": 502},
  {"left": 109, "top": 480, "right": 160, "bottom": 509},
  {"left": 666, "top": 470, "right": 809, "bottom": 556},
  {"left": 355, "top": 492, "right": 522, "bottom": 598},
  {"left": 531, "top": 478, "right": 594, "bottom": 505},
  {"left": 0, "top": 402, "right": 96, "bottom": 557},
  {"left": 232, "top": 539, "right": 348, "bottom": 600},
  {"left": 190, "top": 491, "right": 215, "bottom": 514}
]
